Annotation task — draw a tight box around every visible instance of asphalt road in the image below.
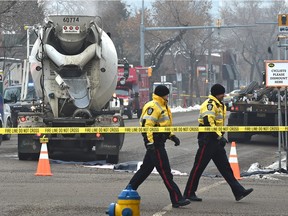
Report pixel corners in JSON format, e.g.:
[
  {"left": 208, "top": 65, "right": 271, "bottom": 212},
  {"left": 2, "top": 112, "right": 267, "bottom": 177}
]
[{"left": 1, "top": 111, "right": 288, "bottom": 216}]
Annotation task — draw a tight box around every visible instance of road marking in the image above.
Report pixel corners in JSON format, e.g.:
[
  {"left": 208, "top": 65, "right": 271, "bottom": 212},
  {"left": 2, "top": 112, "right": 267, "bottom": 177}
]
[
  {"left": 152, "top": 180, "right": 226, "bottom": 216},
  {"left": 197, "top": 180, "right": 226, "bottom": 193}
]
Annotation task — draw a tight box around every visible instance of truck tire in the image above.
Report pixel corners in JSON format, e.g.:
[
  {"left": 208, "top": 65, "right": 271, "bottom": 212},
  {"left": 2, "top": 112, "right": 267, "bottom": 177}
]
[
  {"left": 119, "top": 118, "right": 125, "bottom": 150},
  {"left": 107, "top": 154, "right": 119, "bottom": 164},
  {"left": 120, "top": 105, "right": 124, "bottom": 117},
  {"left": 0, "top": 134, "right": 2, "bottom": 146},
  {"left": 137, "top": 109, "right": 142, "bottom": 118},
  {"left": 18, "top": 152, "right": 30, "bottom": 161},
  {"left": 18, "top": 152, "right": 39, "bottom": 161},
  {"left": 127, "top": 108, "right": 133, "bottom": 119},
  {"left": 3, "top": 119, "right": 12, "bottom": 140}
]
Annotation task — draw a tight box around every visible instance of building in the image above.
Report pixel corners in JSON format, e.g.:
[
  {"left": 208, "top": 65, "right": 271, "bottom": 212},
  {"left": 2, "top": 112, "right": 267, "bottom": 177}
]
[{"left": 150, "top": 50, "right": 238, "bottom": 106}]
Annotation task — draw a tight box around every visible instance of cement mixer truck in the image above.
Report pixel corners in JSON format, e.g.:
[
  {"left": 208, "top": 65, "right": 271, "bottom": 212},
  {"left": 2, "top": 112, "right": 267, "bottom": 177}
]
[{"left": 17, "top": 15, "right": 124, "bottom": 164}]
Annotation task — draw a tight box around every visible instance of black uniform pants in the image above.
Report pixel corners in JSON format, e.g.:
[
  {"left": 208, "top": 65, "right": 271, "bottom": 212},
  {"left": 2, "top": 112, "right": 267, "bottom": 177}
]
[
  {"left": 128, "top": 143, "right": 183, "bottom": 204},
  {"left": 184, "top": 138, "right": 245, "bottom": 198}
]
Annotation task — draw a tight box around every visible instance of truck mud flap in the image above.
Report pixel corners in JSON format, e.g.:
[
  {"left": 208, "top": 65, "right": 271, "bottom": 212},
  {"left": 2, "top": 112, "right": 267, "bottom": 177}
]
[
  {"left": 95, "top": 134, "right": 122, "bottom": 154},
  {"left": 95, "top": 133, "right": 124, "bottom": 164},
  {"left": 18, "top": 134, "right": 41, "bottom": 160}
]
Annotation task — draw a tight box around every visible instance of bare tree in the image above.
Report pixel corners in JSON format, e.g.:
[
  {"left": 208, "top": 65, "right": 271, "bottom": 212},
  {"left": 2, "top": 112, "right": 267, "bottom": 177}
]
[
  {"left": 0, "top": 0, "right": 44, "bottom": 82},
  {"left": 220, "top": 1, "right": 285, "bottom": 84},
  {"left": 117, "top": 8, "right": 156, "bottom": 64},
  {"left": 149, "top": 0, "right": 212, "bottom": 104},
  {"left": 0, "top": 1, "right": 43, "bottom": 33}
]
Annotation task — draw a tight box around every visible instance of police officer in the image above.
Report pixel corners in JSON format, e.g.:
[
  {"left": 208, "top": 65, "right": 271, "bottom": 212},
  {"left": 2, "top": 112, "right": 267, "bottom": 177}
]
[
  {"left": 184, "top": 84, "right": 253, "bottom": 202},
  {"left": 127, "top": 85, "right": 190, "bottom": 208}
]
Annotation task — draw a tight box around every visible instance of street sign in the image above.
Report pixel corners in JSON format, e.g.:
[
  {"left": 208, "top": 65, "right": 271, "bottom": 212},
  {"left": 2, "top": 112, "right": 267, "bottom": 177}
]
[
  {"left": 265, "top": 60, "right": 288, "bottom": 87},
  {"left": 160, "top": 76, "right": 166, "bottom": 82},
  {"left": 278, "top": 14, "right": 288, "bottom": 33},
  {"left": 197, "top": 66, "right": 206, "bottom": 77},
  {"left": 176, "top": 72, "right": 182, "bottom": 82}
]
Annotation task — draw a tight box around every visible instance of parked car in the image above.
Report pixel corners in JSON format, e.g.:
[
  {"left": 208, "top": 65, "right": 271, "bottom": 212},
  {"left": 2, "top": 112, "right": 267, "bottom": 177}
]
[
  {"left": 3, "top": 83, "right": 39, "bottom": 127},
  {"left": 0, "top": 91, "right": 12, "bottom": 141},
  {"left": 227, "top": 89, "right": 241, "bottom": 97}
]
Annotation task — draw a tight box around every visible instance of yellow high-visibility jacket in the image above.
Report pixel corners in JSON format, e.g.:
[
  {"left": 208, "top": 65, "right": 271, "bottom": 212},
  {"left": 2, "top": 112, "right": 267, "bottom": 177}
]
[
  {"left": 198, "top": 95, "right": 226, "bottom": 138},
  {"left": 140, "top": 94, "right": 174, "bottom": 144}
]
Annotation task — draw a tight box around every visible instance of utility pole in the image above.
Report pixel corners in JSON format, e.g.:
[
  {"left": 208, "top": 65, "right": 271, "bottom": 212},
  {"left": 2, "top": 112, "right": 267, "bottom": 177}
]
[
  {"left": 140, "top": 0, "right": 145, "bottom": 66},
  {"left": 22, "top": 25, "right": 33, "bottom": 100},
  {"left": 207, "top": 28, "right": 212, "bottom": 94},
  {"left": 276, "top": 13, "right": 288, "bottom": 172}
]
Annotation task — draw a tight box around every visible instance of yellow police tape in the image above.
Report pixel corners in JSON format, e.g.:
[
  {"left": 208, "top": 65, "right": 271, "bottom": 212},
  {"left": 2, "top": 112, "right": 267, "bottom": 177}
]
[{"left": 0, "top": 126, "right": 287, "bottom": 134}]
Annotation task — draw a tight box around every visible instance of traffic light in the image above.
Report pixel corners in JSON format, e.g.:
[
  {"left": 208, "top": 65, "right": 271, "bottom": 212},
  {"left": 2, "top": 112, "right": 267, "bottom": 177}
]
[
  {"left": 147, "top": 67, "right": 152, "bottom": 77},
  {"left": 124, "top": 62, "right": 129, "bottom": 79},
  {"left": 215, "top": 19, "right": 222, "bottom": 28},
  {"left": 281, "top": 15, "right": 287, "bottom": 25},
  {"left": 278, "top": 14, "right": 288, "bottom": 26}
]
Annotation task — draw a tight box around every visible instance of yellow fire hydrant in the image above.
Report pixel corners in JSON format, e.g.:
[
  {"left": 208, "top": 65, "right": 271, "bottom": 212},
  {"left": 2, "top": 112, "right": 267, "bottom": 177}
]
[{"left": 106, "top": 184, "right": 141, "bottom": 216}]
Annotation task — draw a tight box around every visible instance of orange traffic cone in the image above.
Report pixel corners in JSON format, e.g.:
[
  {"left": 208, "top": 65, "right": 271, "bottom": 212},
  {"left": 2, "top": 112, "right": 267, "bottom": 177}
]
[
  {"left": 228, "top": 141, "right": 241, "bottom": 180},
  {"left": 35, "top": 142, "right": 53, "bottom": 176}
]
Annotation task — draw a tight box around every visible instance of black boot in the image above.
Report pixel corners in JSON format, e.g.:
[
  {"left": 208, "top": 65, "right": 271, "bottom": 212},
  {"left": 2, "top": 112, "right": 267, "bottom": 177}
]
[
  {"left": 172, "top": 199, "right": 191, "bottom": 208},
  {"left": 185, "top": 192, "right": 202, "bottom": 202},
  {"left": 235, "top": 188, "right": 253, "bottom": 201}
]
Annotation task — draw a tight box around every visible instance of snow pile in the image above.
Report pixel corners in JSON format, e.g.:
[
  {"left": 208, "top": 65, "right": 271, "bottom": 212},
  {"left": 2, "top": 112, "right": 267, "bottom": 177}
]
[
  {"left": 171, "top": 105, "right": 200, "bottom": 113},
  {"left": 241, "top": 159, "right": 288, "bottom": 180},
  {"left": 83, "top": 161, "right": 188, "bottom": 176}
]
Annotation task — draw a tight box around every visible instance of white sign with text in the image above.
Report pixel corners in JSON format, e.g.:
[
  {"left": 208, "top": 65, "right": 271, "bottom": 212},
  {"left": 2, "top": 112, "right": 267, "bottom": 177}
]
[{"left": 265, "top": 60, "right": 288, "bottom": 87}]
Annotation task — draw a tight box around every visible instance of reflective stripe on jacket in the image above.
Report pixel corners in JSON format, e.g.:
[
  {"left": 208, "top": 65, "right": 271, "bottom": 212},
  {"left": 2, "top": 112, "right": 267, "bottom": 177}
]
[
  {"left": 140, "top": 94, "right": 174, "bottom": 143},
  {"left": 198, "top": 95, "right": 226, "bottom": 138}
]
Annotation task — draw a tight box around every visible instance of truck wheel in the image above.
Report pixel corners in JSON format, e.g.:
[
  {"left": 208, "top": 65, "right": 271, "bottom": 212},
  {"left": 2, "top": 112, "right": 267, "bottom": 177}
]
[
  {"left": 18, "top": 153, "right": 30, "bottom": 161},
  {"left": 0, "top": 134, "right": 2, "bottom": 146},
  {"left": 137, "top": 109, "right": 142, "bottom": 118},
  {"left": 3, "top": 119, "right": 12, "bottom": 140},
  {"left": 118, "top": 118, "right": 125, "bottom": 150},
  {"left": 120, "top": 105, "right": 124, "bottom": 116},
  {"left": 107, "top": 154, "right": 119, "bottom": 164},
  {"left": 18, "top": 153, "right": 39, "bottom": 161},
  {"left": 127, "top": 109, "right": 133, "bottom": 119}
]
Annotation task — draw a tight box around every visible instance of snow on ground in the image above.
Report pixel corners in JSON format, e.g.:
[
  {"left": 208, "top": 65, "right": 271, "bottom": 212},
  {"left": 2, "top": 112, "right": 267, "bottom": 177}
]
[
  {"left": 80, "top": 158, "right": 288, "bottom": 179},
  {"left": 170, "top": 105, "right": 200, "bottom": 113},
  {"left": 242, "top": 159, "right": 288, "bottom": 180}
]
